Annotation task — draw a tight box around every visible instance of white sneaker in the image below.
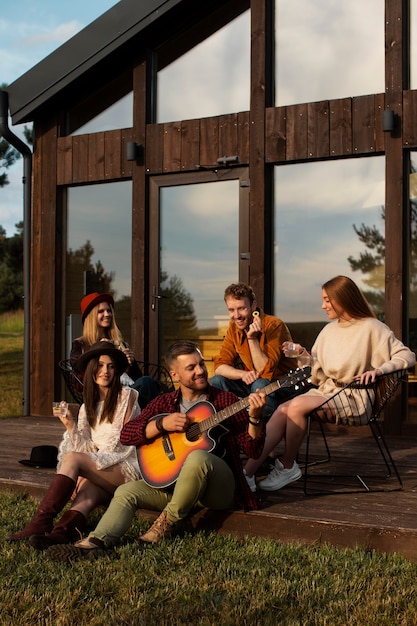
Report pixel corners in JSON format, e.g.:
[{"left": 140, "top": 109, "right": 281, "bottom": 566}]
[
  {"left": 258, "top": 460, "right": 301, "bottom": 491},
  {"left": 243, "top": 469, "right": 256, "bottom": 492}
]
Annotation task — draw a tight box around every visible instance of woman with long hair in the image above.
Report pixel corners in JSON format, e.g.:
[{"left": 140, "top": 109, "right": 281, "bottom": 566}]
[
  {"left": 7, "top": 341, "right": 142, "bottom": 547},
  {"left": 70, "top": 292, "right": 159, "bottom": 407},
  {"left": 243, "top": 275, "right": 416, "bottom": 493}
]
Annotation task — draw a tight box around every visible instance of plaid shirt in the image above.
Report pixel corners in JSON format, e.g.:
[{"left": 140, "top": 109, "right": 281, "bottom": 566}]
[{"left": 120, "top": 384, "right": 265, "bottom": 511}]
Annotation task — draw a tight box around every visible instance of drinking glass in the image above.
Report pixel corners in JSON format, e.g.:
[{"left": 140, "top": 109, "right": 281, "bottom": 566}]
[
  {"left": 52, "top": 401, "right": 68, "bottom": 417},
  {"left": 283, "top": 342, "right": 299, "bottom": 358}
]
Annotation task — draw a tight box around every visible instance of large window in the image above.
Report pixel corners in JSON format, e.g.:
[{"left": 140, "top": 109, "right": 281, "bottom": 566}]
[
  {"left": 275, "top": 0, "right": 384, "bottom": 107},
  {"left": 65, "top": 182, "right": 132, "bottom": 353},
  {"left": 411, "top": 0, "right": 417, "bottom": 89},
  {"left": 274, "top": 157, "right": 385, "bottom": 348},
  {"left": 71, "top": 93, "right": 133, "bottom": 135},
  {"left": 157, "top": 11, "right": 250, "bottom": 123}
]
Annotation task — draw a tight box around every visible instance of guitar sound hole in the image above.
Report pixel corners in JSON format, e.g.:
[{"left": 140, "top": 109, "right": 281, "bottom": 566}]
[{"left": 186, "top": 423, "right": 200, "bottom": 443}]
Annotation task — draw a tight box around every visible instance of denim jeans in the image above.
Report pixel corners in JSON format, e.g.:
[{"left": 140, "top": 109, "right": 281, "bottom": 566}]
[
  {"left": 210, "top": 374, "right": 303, "bottom": 419},
  {"left": 130, "top": 375, "right": 161, "bottom": 409}
]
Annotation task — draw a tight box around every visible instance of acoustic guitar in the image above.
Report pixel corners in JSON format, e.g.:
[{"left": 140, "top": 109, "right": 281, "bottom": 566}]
[{"left": 137, "top": 367, "right": 311, "bottom": 488}]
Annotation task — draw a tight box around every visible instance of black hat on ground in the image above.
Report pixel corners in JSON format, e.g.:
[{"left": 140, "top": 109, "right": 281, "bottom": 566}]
[{"left": 19, "top": 445, "right": 58, "bottom": 468}]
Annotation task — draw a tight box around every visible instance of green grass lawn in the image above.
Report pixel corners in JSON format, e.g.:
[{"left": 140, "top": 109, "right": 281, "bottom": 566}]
[
  {"left": 1, "top": 491, "right": 417, "bottom": 625},
  {"left": 0, "top": 311, "right": 24, "bottom": 418}
]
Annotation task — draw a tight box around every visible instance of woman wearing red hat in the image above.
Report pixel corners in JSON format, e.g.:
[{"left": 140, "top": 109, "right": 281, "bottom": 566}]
[
  {"left": 70, "top": 292, "right": 159, "bottom": 408},
  {"left": 7, "top": 341, "right": 142, "bottom": 547}
]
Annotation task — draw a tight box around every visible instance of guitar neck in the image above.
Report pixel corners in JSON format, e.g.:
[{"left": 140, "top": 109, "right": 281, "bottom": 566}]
[
  {"left": 203, "top": 379, "right": 282, "bottom": 432},
  {"left": 202, "top": 367, "right": 310, "bottom": 433}
]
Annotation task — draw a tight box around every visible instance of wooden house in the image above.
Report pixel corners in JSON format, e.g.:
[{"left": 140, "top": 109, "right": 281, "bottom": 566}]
[{"left": 4, "top": 0, "right": 417, "bottom": 430}]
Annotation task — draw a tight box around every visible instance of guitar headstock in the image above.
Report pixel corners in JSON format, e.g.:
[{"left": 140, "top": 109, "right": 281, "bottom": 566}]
[{"left": 281, "top": 366, "right": 312, "bottom": 389}]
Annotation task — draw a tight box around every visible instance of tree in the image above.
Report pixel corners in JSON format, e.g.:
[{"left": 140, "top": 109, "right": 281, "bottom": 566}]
[
  {"left": 159, "top": 270, "right": 198, "bottom": 354},
  {"left": 348, "top": 163, "right": 417, "bottom": 351},
  {"left": 0, "top": 222, "right": 24, "bottom": 313},
  {"left": 0, "top": 81, "right": 18, "bottom": 186},
  {"left": 347, "top": 206, "right": 386, "bottom": 316},
  {"left": 66, "top": 240, "right": 115, "bottom": 313},
  {"left": 0, "top": 137, "right": 21, "bottom": 187},
  {"left": 0, "top": 83, "right": 29, "bottom": 187}
]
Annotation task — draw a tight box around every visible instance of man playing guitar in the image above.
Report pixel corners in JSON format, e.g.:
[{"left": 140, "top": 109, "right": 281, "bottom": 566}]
[{"left": 47, "top": 340, "right": 268, "bottom": 557}]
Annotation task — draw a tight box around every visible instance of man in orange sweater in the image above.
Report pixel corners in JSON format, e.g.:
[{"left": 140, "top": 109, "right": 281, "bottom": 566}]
[{"left": 211, "top": 282, "right": 297, "bottom": 420}]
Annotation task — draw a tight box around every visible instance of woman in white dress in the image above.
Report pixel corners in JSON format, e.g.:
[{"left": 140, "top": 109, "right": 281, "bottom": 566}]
[{"left": 7, "top": 341, "right": 142, "bottom": 547}]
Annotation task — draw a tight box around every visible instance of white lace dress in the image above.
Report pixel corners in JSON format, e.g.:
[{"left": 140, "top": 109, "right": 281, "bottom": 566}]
[{"left": 57, "top": 386, "right": 141, "bottom": 482}]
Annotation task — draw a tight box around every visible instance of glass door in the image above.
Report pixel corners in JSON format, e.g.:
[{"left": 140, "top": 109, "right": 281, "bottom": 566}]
[{"left": 149, "top": 169, "right": 249, "bottom": 376}]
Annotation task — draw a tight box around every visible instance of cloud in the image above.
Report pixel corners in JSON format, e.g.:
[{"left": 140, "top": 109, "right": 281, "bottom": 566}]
[
  {"left": 276, "top": 0, "right": 384, "bottom": 105},
  {"left": 158, "top": 11, "right": 250, "bottom": 123},
  {"left": 16, "top": 21, "right": 82, "bottom": 47}
]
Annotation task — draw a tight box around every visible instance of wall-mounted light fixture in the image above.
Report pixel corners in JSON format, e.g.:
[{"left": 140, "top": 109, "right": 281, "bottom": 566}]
[
  {"left": 126, "top": 141, "right": 143, "bottom": 161},
  {"left": 382, "top": 109, "right": 395, "bottom": 132}
]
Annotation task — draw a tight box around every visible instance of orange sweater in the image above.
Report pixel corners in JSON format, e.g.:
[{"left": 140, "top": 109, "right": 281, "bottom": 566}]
[{"left": 213, "top": 310, "right": 295, "bottom": 380}]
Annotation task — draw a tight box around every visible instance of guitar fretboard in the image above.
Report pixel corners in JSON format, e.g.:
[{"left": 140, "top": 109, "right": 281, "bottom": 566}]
[{"left": 197, "top": 367, "right": 310, "bottom": 434}]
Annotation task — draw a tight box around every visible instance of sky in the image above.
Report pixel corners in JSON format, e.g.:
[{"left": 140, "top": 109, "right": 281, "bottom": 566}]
[{"left": 0, "top": 0, "right": 118, "bottom": 236}]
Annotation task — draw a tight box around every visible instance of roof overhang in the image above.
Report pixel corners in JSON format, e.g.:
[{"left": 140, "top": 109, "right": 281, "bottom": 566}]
[{"left": 6, "top": 0, "right": 183, "bottom": 124}]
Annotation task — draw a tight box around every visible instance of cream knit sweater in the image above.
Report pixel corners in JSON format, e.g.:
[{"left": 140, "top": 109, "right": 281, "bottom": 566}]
[{"left": 298, "top": 317, "right": 416, "bottom": 424}]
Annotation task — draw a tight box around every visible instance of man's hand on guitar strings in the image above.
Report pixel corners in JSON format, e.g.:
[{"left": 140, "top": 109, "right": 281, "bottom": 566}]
[{"left": 161, "top": 412, "right": 190, "bottom": 432}]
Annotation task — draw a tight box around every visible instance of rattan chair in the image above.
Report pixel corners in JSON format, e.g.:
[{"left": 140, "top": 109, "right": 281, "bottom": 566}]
[
  {"left": 58, "top": 358, "right": 175, "bottom": 406},
  {"left": 302, "top": 369, "right": 408, "bottom": 495},
  {"left": 58, "top": 359, "right": 84, "bottom": 405},
  {"left": 135, "top": 360, "right": 175, "bottom": 393}
]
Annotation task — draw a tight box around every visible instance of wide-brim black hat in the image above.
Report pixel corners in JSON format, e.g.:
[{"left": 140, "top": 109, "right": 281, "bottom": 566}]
[
  {"left": 19, "top": 445, "right": 58, "bottom": 468},
  {"left": 77, "top": 340, "right": 128, "bottom": 373}
]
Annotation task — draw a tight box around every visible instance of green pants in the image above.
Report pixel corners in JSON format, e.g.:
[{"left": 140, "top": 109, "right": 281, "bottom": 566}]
[{"left": 91, "top": 449, "right": 236, "bottom": 547}]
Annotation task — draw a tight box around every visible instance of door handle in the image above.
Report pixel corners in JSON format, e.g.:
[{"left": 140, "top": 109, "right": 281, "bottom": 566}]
[{"left": 152, "top": 286, "right": 168, "bottom": 310}]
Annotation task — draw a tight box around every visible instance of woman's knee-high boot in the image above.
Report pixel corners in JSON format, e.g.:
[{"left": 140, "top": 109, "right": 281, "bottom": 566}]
[
  {"left": 7, "top": 474, "right": 76, "bottom": 541},
  {"left": 29, "top": 509, "right": 87, "bottom": 550}
]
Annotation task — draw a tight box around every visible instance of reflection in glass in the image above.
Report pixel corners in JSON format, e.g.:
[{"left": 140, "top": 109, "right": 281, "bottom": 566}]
[
  {"left": 65, "top": 182, "right": 132, "bottom": 351},
  {"left": 275, "top": 0, "right": 384, "bottom": 107},
  {"left": 411, "top": 0, "right": 417, "bottom": 89},
  {"left": 70, "top": 92, "right": 133, "bottom": 135},
  {"left": 159, "top": 181, "right": 238, "bottom": 371},
  {"left": 274, "top": 157, "right": 385, "bottom": 349},
  {"left": 157, "top": 11, "right": 249, "bottom": 123},
  {"left": 409, "top": 153, "right": 417, "bottom": 353}
]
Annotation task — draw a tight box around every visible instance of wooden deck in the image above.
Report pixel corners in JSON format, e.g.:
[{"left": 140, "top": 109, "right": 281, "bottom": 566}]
[{"left": 1, "top": 416, "right": 417, "bottom": 561}]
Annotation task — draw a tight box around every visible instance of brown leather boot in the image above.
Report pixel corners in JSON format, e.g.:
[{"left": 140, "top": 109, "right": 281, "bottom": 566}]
[
  {"left": 29, "top": 509, "right": 87, "bottom": 550},
  {"left": 7, "top": 474, "right": 76, "bottom": 541},
  {"left": 138, "top": 511, "right": 175, "bottom": 544}
]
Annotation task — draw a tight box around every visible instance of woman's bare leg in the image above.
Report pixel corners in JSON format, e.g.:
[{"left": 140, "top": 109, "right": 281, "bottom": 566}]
[
  {"left": 280, "top": 395, "right": 329, "bottom": 466},
  {"left": 244, "top": 403, "right": 290, "bottom": 477},
  {"left": 70, "top": 479, "right": 111, "bottom": 518},
  {"left": 244, "top": 394, "right": 327, "bottom": 477},
  {"left": 58, "top": 452, "right": 126, "bottom": 495}
]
